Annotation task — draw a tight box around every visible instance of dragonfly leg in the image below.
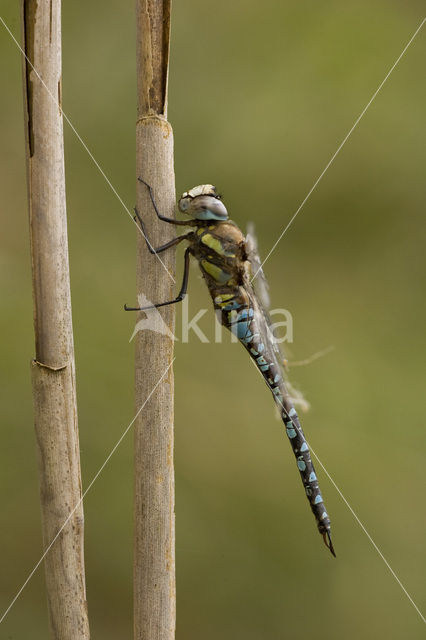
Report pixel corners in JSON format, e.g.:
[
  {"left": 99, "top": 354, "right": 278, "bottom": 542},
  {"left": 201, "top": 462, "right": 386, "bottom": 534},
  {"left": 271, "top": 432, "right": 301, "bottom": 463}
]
[
  {"left": 138, "top": 177, "right": 194, "bottom": 226},
  {"left": 124, "top": 247, "right": 191, "bottom": 311},
  {"left": 134, "top": 207, "right": 193, "bottom": 254}
]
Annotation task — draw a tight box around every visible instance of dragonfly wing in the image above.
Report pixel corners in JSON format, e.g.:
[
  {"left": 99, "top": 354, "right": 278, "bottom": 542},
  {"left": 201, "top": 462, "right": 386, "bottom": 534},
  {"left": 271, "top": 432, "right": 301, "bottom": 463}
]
[
  {"left": 244, "top": 225, "right": 309, "bottom": 412},
  {"left": 245, "top": 222, "right": 270, "bottom": 310},
  {"left": 245, "top": 223, "right": 287, "bottom": 366}
]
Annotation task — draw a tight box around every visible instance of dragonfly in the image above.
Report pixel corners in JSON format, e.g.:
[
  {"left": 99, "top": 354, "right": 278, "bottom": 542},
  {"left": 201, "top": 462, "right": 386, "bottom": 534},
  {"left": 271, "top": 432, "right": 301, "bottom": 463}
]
[{"left": 125, "top": 179, "right": 335, "bottom": 557}]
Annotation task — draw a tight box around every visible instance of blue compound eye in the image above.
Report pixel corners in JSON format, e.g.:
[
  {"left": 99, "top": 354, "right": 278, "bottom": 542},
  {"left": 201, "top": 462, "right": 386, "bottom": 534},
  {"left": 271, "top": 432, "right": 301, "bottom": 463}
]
[{"left": 178, "top": 197, "right": 191, "bottom": 212}]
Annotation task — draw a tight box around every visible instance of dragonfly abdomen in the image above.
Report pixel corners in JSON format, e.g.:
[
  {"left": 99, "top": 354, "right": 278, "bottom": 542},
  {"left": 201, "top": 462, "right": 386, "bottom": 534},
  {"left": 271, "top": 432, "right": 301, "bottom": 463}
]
[{"left": 216, "top": 291, "right": 334, "bottom": 553}]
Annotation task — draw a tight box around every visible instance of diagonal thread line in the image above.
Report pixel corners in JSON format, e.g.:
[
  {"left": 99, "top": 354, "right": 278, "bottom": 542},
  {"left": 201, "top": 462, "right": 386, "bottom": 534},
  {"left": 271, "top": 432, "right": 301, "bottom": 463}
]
[
  {"left": 308, "top": 444, "right": 426, "bottom": 625},
  {"left": 0, "top": 15, "right": 176, "bottom": 284},
  {"left": 289, "top": 345, "right": 335, "bottom": 367},
  {"left": 252, "top": 16, "right": 426, "bottom": 281},
  {"left": 0, "top": 358, "right": 175, "bottom": 625},
  {"left": 249, "top": 358, "right": 425, "bottom": 624}
]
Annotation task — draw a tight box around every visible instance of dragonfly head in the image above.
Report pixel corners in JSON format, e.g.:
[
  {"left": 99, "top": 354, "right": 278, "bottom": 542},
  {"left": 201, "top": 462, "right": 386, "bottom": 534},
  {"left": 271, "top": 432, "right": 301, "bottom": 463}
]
[{"left": 178, "top": 184, "right": 228, "bottom": 221}]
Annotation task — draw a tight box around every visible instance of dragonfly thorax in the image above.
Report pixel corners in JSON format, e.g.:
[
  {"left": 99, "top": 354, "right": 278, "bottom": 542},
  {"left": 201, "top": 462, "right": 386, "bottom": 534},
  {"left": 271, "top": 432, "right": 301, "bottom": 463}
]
[
  {"left": 189, "top": 221, "right": 246, "bottom": 287},
  {"left": 178, "top": 184, "right": 228, "bottom": 221}
]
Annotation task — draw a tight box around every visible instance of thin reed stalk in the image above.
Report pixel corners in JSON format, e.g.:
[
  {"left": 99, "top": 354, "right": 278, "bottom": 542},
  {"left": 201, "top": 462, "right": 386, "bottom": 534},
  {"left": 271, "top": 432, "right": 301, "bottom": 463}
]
[
  {"left": 21, "top": 1, "right": 90, "bottom": 637},
  {"left": 134, "top": 1, "right": 176, "bottom": 639}
]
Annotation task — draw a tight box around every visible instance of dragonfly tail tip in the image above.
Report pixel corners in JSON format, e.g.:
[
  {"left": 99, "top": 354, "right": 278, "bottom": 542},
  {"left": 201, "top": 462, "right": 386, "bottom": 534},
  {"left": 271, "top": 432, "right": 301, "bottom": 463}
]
[{"left": 323, "top": 531, "right": 336, "bottom": 558}]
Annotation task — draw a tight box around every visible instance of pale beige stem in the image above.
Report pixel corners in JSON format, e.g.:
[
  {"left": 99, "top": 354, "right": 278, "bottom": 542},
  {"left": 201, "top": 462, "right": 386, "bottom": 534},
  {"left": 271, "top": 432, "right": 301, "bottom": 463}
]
[
  {"left": 134, "top": 2, "right": 176, "bottom": 639},
  {"left": 21, "top": 1, "right": 90, "bottom": 638}
]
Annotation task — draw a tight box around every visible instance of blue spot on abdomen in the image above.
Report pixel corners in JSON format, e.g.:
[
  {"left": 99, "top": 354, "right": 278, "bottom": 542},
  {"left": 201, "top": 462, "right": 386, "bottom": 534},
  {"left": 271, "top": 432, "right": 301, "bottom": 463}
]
[
  {"left": 231, "top": 321, "right": 251, "bottom": 340},
  {"left": 297, "top": 457, "right": 306, "bottom": 471}
]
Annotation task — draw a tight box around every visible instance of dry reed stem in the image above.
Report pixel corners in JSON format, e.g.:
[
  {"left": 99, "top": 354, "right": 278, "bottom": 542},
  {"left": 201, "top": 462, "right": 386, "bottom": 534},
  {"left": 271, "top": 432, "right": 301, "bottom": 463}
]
[
  {"left": 22, "top": 1, "right": 90, "bottom": 637},
  {"left": 134, "top": 2, "right": 176, "bottom": 639}
]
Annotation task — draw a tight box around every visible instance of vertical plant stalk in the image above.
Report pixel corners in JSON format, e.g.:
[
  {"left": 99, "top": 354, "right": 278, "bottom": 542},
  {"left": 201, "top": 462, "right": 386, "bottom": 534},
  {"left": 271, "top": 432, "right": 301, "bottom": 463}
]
[
  {"left": 134, "top": 1, "right": 176, "bottom": 639},
  {"left": 21, "top": 1, "right": 90, "bottom": 638}
]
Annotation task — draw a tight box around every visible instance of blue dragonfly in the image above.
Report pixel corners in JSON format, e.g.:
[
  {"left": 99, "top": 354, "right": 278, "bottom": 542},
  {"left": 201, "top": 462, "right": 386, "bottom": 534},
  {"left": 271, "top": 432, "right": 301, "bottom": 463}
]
[{"left": 125, "top": 180, "right": 335, "bottom": 556}]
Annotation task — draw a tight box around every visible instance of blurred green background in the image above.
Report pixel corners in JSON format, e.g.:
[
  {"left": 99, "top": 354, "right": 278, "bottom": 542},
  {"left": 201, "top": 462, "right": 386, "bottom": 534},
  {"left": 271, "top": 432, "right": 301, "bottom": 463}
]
[{"left": 1, "top": 1, "right": 425, "bottom": 638}]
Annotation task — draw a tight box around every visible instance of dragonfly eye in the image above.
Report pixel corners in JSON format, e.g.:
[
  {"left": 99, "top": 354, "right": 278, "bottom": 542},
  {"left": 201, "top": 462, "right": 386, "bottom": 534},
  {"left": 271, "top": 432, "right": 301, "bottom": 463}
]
[{"left": 178, "top": 196, "right": 191, "bottom": 213}]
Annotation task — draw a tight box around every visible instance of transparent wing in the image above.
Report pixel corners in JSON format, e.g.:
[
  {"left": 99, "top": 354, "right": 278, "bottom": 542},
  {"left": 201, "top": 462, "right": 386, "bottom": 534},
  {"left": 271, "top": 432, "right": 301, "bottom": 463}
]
[
  {"left": 246, "top": 222, "right": 283, "bottom": 363},
  {"left": 245, "top": 224, "right": 309, "bottom": 412},
  {"left": 245, "top": 222, "right": 270, "bottom": 310}
]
